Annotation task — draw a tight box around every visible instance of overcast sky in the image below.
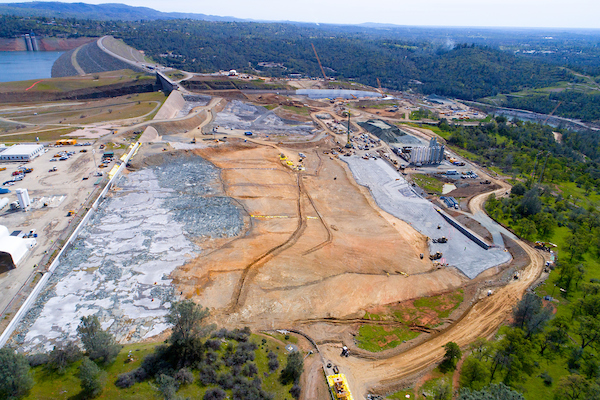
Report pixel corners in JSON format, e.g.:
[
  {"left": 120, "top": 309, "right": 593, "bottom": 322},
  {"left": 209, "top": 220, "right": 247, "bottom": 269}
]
[{"left": 7, "top": 0, "right": 600, "bottom": 29}]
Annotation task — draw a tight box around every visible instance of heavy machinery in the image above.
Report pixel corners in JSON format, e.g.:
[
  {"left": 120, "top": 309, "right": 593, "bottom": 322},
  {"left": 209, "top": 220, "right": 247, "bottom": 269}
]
[
  {"left": 429, "top": 251, "right": 443, "bottom": 260},
  {"left": 432, "top": 237, "right": 447, "bottom": 243},
  {"left": 345, "top": 114, "right": 352, "bottom": 149},
  {"left": 535, "top": 241, "right": 557, "bottom": 251}
]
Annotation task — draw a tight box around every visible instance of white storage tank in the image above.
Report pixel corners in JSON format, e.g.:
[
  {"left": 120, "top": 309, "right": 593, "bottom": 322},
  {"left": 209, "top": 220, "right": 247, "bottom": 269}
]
[{"left": 15, "top": 188, "right": 31, "bottom": 210}]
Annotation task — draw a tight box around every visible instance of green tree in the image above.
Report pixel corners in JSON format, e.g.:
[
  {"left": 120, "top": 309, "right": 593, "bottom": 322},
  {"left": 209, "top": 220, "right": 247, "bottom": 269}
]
[
  {"left": 77, "top": 315, "right": 122, "bottom": 364},
  {"left": 577, "top": 316, "right": 600, "bottom": 349},
  {"left": 554, "top": 374, "right": 589, "bottom": 400},
  {"left": 440, "top": 342, "right": 461, "bottom": 373},
  {"left": 458, "top": 383, "right": 525, "bottom": 400},
  {"left": 48, "top": 341, "right": 82, "bottom": 374},
  {"left": 431, "top": 379, "right": 452, "bottom": 400},
  {"left": 78, "top": 357, "right": 107, "bottom": 399},
  {"left": 512, "top": 292, "right": 553, "bottom": 338},
  {"left": 166, "top": 300, "right": 213, "bottom": 367},
  {"left": 468, "top": 337, "right": 492, "bottom": 362},
  {"left": 538, "top": 317, "right": 569, "bottom": 358},
  {"left": 518, "top": 189, "right": 541, "bottom": 216},
  {"left": 489, "top": 328, "right": 534, "bottom": 384},
  {"left": 280, "top": 351, "right": 304, "bottom": 385},
  {"left": 0, "top": 348, "right": 33, "bottom": 400},
  {"left": 459, "top": 357, "right": 489, "bottom": 390}
]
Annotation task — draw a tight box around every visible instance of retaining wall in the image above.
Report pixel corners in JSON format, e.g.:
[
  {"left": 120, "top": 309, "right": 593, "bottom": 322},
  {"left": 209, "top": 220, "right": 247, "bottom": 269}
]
[{"left": 435, "top": 208, "right": 491, "bottom": 250}]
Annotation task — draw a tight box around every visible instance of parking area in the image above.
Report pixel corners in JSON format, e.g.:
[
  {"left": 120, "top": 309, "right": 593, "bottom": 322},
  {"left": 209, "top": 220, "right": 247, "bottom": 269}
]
[{"left": 0, "top": 142, "right": 115, "bottom": 315}]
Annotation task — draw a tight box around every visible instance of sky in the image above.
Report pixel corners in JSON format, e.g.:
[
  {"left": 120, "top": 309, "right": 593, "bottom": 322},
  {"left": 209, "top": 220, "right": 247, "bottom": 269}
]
[{"left": 5, "top": 0, "right": 600, "bottom": 29}]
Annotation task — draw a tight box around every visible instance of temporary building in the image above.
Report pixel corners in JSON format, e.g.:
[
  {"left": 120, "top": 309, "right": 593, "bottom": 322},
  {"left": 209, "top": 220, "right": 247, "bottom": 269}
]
[
  {"left": 0, "top": 144, "right": 44, "bottom": 161},
  {"left": 0, "top": 225, "right": 36, "bottom": 272}
]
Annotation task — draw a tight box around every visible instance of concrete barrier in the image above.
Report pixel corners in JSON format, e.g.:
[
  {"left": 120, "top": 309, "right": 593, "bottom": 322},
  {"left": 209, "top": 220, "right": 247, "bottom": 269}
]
[
  {"left": 435, "top": 208, "right": 491, "bottom": 250},
  {"left": 0, "top": 142, "right": 142, "bottom": 348}
]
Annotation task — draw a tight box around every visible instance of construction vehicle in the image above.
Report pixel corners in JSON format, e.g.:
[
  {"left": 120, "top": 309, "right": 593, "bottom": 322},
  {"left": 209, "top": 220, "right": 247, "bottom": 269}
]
[
  {"left": 67, "top": 210, "right": 76, "bottom": 217},
  {"left": 341, "top": 346, "right": 349, "bottom": 357},
  {"left": 0, "top": 167, "right": 5, "bottom": 171},
  {"left": 48, "top": 167, "right": 57, "bottom": 172},
  {"left": 432, "top": 237, "right": 447, "bottom": 243},
  {"left": 535, "top": 241, "right": 557, "bottom": 251},
  {"left": 429, "top": 251, "right": 443, "bottom": 260},
  {"left": 327, "top": 374, "right": 354, "bottom": 400}
]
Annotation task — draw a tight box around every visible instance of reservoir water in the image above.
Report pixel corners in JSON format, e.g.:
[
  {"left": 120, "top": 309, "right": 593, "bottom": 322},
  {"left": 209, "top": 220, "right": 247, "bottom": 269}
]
[{"left": 0, "top": 51, "right": 63, "bottom": 83}]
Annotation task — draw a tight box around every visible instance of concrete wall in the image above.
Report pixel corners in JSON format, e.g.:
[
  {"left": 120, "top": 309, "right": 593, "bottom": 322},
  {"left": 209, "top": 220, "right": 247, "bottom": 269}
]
[
  {"left": 154, "top": 90, "right": 185, "bottom": 120},
  {"left": 155, "top": 71, "right": 178, "bottom": 94},
  {"left": 436, "top": 208, "right": 491, "bottom": 250}
]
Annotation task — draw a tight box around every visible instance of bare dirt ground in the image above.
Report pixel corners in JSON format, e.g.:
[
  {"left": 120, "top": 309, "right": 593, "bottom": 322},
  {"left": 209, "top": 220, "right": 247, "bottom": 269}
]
[
  {"left": 313, "top": 174, "right": 544, "bottom": 399},
  {"left": 170, "top": 140, "right": 468, "bottom": 332}
]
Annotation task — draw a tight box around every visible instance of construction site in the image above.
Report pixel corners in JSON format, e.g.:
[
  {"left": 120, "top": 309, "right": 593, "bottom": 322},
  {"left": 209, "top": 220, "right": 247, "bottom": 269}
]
[{"left": 0, "top": 37, "right": 546, "bottom": 400}]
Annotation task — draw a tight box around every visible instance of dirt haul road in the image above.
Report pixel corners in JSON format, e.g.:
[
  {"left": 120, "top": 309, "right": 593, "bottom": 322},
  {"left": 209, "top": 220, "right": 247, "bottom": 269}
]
[{"left": 320, "top": 181, "right": 545, "bottom": 399}]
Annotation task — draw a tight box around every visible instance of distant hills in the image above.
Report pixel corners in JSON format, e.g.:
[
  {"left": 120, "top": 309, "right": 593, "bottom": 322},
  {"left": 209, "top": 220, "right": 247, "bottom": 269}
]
[{"left": 0, "top": 2, "right": 247, "bottom": 21}]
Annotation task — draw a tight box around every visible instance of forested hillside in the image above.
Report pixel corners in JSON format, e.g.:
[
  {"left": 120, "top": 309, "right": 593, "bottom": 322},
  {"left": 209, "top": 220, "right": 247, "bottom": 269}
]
[
  {"left": 428, "top": 117, "right": 600, "bottom": 398},
  {"left": 3, "top": 14, "right": 600, "bottom": 121}
]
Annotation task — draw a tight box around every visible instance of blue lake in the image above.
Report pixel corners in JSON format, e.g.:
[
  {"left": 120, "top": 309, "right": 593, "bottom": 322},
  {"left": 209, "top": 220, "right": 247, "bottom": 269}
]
[{"left": 0, "top": 51, "right": 63, "bottom": 83}]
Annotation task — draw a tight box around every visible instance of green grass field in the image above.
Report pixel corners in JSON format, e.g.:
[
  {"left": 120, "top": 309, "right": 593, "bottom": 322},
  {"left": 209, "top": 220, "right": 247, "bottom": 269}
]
[
  {"left": 412, "top": 173, "right": 444, "bottom": 194},
  {"left": 356, "top": 325, "right": 420, "bottom": 352}
]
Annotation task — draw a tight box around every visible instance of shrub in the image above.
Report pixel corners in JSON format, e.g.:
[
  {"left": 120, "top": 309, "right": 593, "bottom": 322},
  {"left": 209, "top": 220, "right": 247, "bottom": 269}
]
[
  {"left": 217, "top": 372, "right": 235, "bottom": 390},
  {"left": 205, "top": 339, "right": 221, "bottom": 351},
  {"left": 78, "top": 357, "right": 107, "bottom": 398},
  {"left": 205, "top": 350, "right": 219, "bottom": 365},
  {"left": 157, "top": 374, "right": 179, "bottom": 400},
  {"left": 141, "top": 346, "right": 172, "bottom": 377},
  {"left": 268, "top": 357, "right": 279, "bottom": 372},
  {"left": 540, "top": 371, "right": 553, "bottom": 386},
  {"left": 115, "top": 372, "right": 135, "bottom": 389},
  {"left": 27, "top": 353, "right": 49, "bottom": 367},
  {"left": 203, "top": 387, "right": 226, "bottom": 400},
  {"left": 174, "top": 368, "right": 194, "bottom": 385},
  {"left": 243, "top": 362, "right": 258, "bottom": 377},
  {"left": 290, "top": 383, "right": 301, "bottom": 399},
  {"left": 198, "top": 364, "right": 217, "bottom": 385}
]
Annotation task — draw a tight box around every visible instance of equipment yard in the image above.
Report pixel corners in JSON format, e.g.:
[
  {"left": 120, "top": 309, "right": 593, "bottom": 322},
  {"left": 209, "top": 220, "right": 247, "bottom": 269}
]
[{"left": 0, "top": 69, "right": 544, "bottom": 400}]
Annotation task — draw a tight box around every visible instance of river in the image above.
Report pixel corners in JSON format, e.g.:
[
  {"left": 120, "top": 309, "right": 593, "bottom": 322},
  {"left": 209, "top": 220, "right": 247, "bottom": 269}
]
[{"left": 0, "top": 51, "right": 63, "bottom": 83}]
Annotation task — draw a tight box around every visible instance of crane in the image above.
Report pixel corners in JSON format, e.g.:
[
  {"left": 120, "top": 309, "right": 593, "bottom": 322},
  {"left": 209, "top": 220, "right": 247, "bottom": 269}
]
[
  {"left": 377, "top": 78, "right": 383, "bottom": 94},
  {"left": 543, "top": 101, "right": 562, "bottom": 124},
  {"left": 311, "top": 43, "right": 328, "bottom": 81}
]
